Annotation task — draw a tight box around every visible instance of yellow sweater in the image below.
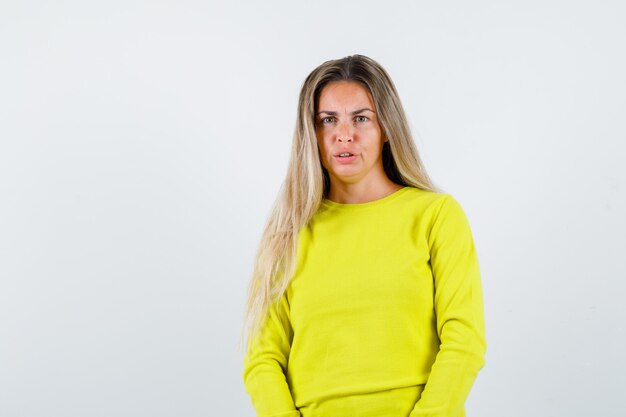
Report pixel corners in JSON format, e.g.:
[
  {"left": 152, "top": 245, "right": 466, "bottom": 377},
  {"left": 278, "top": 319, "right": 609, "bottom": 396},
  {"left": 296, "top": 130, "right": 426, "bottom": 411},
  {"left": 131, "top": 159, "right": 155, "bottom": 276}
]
[{"left": 243, "top": 186, "right": 486, "bottom": 417}]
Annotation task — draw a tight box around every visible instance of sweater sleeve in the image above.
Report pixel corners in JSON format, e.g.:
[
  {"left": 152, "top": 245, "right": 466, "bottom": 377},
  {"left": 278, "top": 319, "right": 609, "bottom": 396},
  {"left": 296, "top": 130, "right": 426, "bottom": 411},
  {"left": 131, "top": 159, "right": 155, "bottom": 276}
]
[
  {"left": 409, "top": 194, "right": 487, "bottom": 417},
  {"left": 243, "top": 291, "right": 301, "bottom": 417}
]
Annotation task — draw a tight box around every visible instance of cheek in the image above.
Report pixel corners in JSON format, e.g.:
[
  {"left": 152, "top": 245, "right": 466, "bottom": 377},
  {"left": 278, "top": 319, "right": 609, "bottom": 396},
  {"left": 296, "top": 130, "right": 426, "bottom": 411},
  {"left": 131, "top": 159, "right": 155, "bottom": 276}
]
[{"left": 318, "top": 140, "right": 335, "bottom": 169}]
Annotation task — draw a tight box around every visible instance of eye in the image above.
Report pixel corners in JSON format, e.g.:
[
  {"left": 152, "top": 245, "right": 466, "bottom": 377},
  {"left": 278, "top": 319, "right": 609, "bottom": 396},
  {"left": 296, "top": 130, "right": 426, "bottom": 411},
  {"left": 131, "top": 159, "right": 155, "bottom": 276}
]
[
  {"left": 355, "top": 115, "right": 369, "bottom": 123},
  {"left": 320, "top": 116, "right": 335, "bottom": 124}
]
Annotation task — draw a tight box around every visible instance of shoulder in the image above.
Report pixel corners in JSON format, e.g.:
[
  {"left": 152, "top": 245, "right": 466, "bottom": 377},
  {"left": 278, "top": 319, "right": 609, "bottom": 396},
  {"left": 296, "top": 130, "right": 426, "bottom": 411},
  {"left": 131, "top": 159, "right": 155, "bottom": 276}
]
[
  {"left": 401, "top": 186, "right": 456, "bottom": 214},
  {"left": 401, "top": 187, "right": 471, "bottom": 230}
]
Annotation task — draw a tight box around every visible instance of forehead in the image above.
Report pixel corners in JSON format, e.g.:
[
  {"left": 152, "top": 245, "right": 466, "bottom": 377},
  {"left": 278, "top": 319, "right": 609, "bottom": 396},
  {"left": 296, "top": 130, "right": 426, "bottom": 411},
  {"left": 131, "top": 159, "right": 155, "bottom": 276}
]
[{"left": 317, "top": 81, "right": 375, "bottom": 110}]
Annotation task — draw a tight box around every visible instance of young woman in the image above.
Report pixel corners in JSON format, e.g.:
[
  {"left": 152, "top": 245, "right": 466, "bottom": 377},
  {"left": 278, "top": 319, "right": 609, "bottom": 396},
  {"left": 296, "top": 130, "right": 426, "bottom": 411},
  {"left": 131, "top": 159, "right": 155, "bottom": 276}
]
[{"left": 241, "top": 55, "right": 486, "bottom": 417}]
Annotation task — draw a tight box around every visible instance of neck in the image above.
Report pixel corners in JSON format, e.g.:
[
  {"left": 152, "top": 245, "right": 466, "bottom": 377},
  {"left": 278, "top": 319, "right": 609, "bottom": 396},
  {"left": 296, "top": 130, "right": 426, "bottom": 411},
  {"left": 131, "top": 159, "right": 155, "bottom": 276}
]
[{"left": 326, "top": 179, "right": 404, "bottom": 204}]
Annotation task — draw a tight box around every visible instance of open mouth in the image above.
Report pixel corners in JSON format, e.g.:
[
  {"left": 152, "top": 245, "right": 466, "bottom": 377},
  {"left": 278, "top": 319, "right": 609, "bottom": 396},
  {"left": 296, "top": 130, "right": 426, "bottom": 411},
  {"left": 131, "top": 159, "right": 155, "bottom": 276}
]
[{"left": 334, "top": 153, "right": 357, "bottom": 163}]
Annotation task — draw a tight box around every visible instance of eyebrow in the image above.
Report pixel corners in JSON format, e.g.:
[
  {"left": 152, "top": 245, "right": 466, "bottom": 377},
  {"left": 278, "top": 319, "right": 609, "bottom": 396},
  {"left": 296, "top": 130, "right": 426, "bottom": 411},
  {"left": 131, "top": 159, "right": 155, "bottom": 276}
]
[{"left": 316, "top": 108, "right": 375, "bottom": 116}]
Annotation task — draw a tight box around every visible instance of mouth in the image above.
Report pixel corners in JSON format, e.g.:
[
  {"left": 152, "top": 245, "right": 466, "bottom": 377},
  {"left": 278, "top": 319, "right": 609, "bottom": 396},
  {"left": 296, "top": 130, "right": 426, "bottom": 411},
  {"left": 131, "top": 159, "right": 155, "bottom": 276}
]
[{"left": 334, "top": 153, "right": 357, "bottom": 163}]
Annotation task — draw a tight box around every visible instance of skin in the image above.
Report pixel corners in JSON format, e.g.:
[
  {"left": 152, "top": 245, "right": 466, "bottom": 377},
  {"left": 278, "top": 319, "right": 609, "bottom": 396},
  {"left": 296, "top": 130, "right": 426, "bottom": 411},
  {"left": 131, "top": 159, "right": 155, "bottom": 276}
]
[{"left": 315, "top": 81, "right": 403, "bottom": 204}]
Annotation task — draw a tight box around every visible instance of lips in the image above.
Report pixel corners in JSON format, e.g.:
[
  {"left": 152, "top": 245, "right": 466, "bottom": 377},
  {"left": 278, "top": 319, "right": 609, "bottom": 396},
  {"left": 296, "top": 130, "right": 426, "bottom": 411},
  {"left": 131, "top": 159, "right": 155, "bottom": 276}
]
[
  {"left": 333, "top": 153, "right": 357, "bottom": 164},
  {"left": 334, "top": 151, "right": 357, "bottom": 157}
]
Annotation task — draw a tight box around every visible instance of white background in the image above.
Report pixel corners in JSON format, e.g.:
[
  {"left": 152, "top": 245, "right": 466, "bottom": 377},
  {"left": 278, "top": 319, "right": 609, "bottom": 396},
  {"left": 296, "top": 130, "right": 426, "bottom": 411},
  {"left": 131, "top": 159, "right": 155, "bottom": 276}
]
[{"left": 1, "top": 1, "right": 625, "bottom": 416}]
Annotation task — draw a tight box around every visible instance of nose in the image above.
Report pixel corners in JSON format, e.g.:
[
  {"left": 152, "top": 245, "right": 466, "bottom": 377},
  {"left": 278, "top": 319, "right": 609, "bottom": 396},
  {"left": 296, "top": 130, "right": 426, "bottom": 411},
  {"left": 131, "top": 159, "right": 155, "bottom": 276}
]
[{"left": 336, "top": 120, "right": 354, "bottom": 143}]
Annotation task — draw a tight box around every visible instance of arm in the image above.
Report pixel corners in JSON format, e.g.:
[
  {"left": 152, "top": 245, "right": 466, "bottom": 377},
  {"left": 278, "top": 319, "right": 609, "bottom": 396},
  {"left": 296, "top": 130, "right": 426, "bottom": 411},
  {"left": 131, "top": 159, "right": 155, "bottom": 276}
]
[
  {"left": 243, "top": 291, "right": 301, "bottom": 417},
  {"left": 409, "top": 194, "right": 487, "bottom": 417}
]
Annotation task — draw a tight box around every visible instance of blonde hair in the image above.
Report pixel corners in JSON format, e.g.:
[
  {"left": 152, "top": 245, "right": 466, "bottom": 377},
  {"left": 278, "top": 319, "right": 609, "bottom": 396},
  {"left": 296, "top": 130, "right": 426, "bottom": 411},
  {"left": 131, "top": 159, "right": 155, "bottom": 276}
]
[{"left": 240, "top": 54, "right": 441, "bottom": 353}]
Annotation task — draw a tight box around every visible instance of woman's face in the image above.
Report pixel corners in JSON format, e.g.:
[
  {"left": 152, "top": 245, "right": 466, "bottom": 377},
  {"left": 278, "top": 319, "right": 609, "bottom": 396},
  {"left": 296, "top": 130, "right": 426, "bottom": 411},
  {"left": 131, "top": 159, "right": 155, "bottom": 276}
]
[{"left": 315, "top": 81, "right": 387, "bottom": 188}]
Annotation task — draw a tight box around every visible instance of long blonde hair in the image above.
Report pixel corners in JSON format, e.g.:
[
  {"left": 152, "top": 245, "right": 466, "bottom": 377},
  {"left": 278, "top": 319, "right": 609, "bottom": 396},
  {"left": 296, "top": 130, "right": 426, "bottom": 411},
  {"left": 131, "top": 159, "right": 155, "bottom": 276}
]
[{"left": 241, "top": 54, "right": 440, "bottom": 353}]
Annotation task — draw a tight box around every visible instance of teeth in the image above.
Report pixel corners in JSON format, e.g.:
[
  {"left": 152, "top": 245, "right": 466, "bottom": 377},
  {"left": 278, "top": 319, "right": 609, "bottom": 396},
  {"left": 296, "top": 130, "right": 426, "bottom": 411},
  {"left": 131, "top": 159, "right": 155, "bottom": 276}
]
[{"left": 339, "top": 153, "right": 352, "bottom": 157}]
